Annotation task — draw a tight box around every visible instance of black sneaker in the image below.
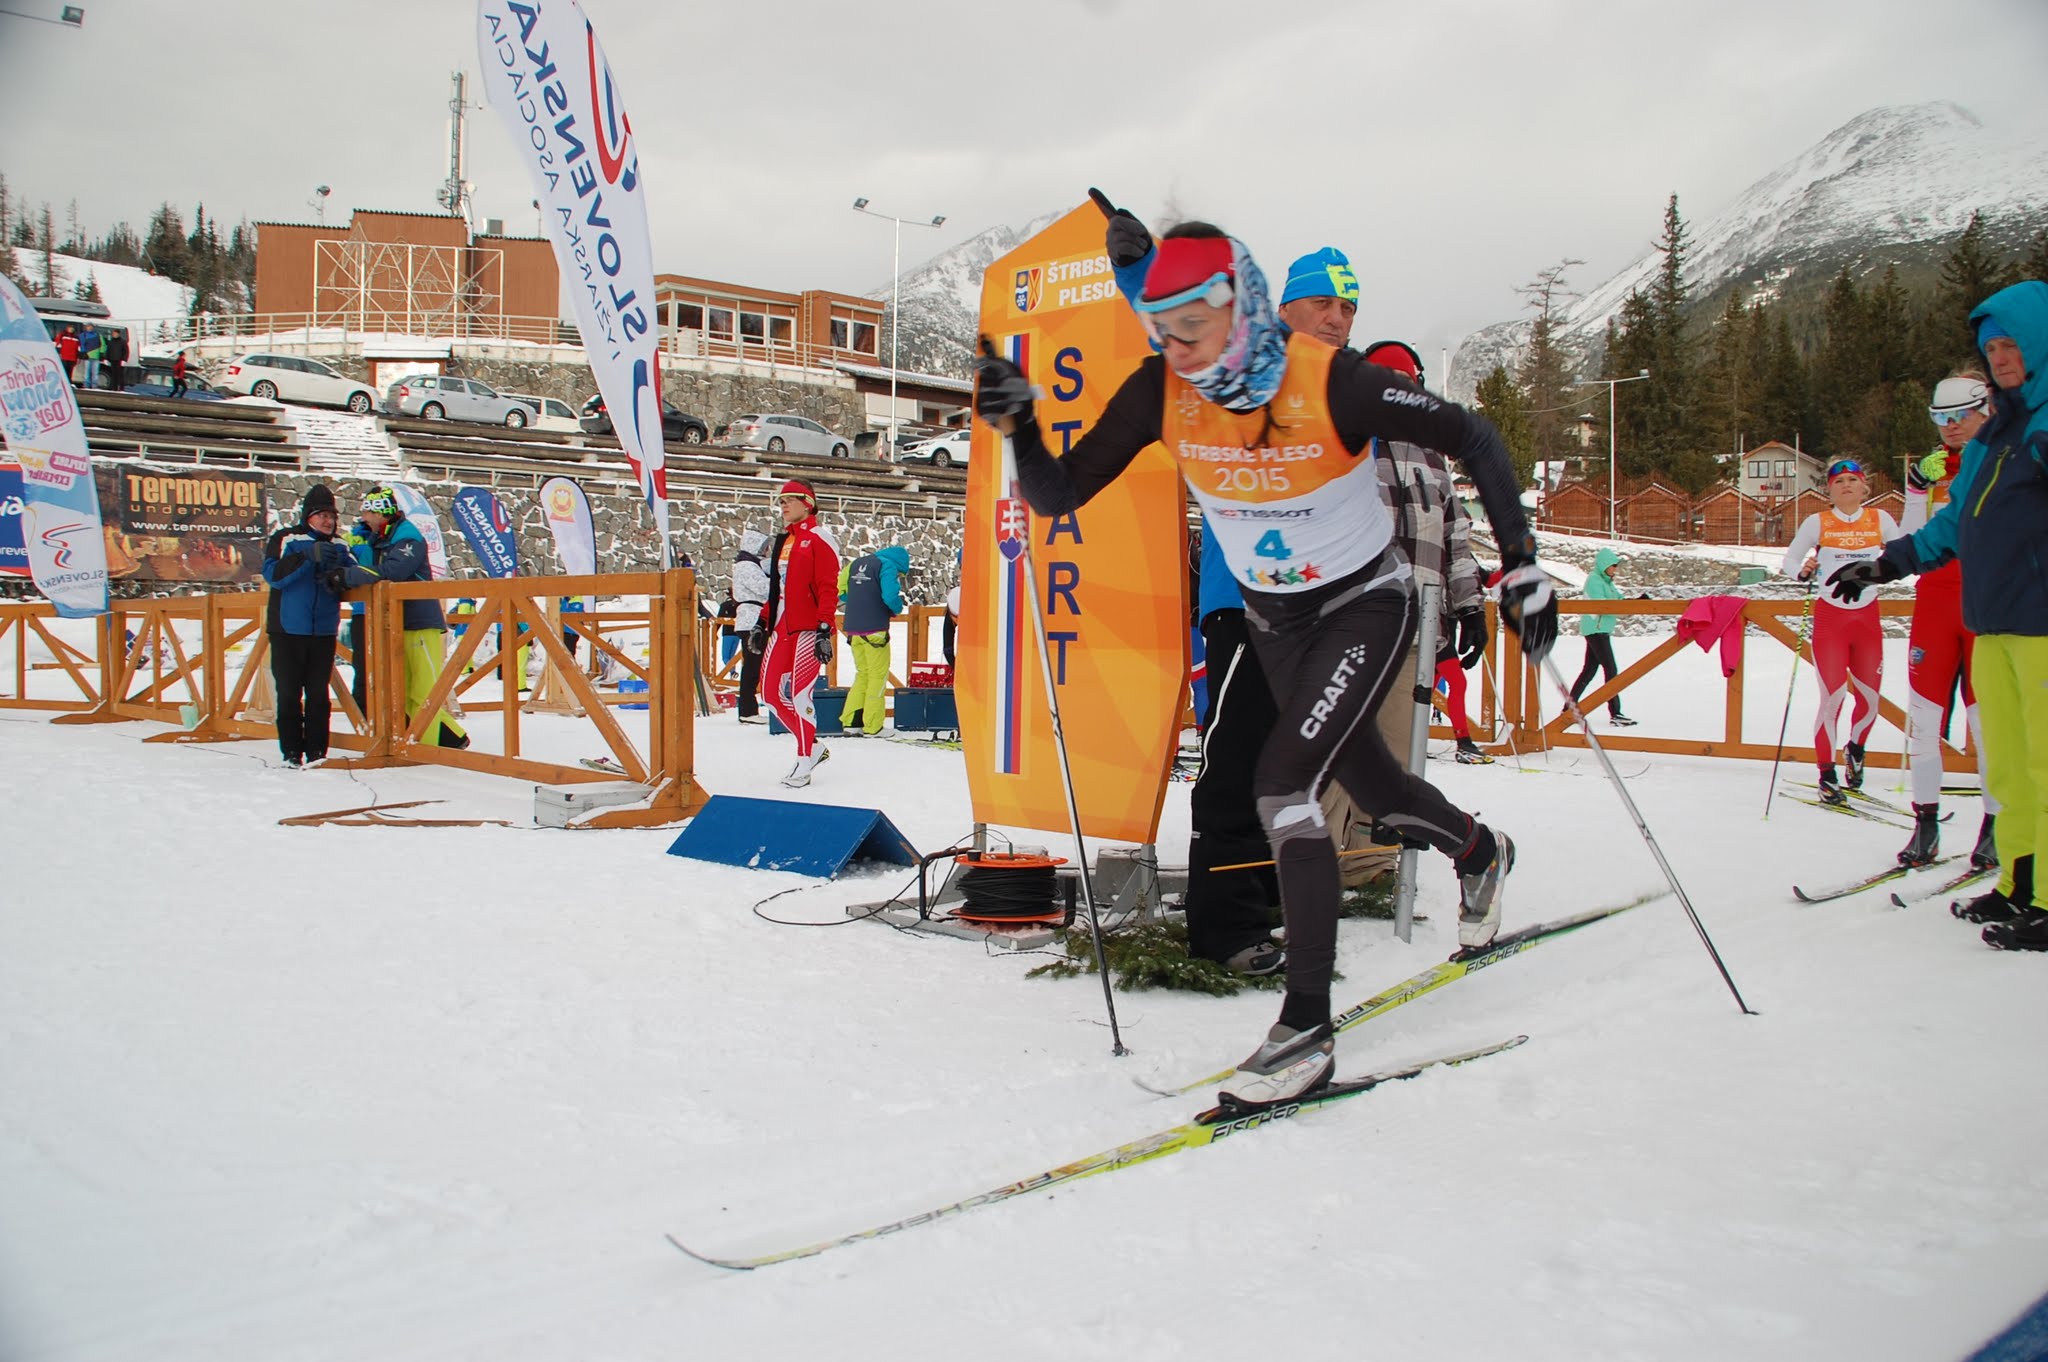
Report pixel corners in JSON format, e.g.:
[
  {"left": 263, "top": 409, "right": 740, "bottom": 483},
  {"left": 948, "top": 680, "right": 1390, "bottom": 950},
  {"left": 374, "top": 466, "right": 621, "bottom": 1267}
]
[
  {"left": 1818, "top": 767, "right": 1848, "bottom": 807},
  {"left": 1608, "top": 712, "right": 1638, "bottom": 727},
  {"left": 1972, "top": 814, "right": 1999, "bottom": 871},
  {"left": 1222, "top": 942, "right": 1286, "bottom": 977},
  {"left": 1983, "top": 907, "right": 2048, "bottom": 951},
  {"left": 1898, "top": 804, "right": 1940, "bottom": 867},
  {"left": 1844, "top": 743, "right": 1866, "bottom": 791},
  {"left": 1955, "top": 887, "right": 2022, "bottom": 924}
]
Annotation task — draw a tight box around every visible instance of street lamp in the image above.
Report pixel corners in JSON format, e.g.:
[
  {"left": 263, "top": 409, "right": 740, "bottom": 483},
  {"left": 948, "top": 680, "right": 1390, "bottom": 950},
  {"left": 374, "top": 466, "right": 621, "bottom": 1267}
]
[
  {"left": 852, "top": 197, "right": 946, "bottom": 457},
  {"left": 0, "top": 4, "right": 84, "bottom": 25},
  {"left": 1573, "top": 369, "right": 1650, "bottom": 539}
]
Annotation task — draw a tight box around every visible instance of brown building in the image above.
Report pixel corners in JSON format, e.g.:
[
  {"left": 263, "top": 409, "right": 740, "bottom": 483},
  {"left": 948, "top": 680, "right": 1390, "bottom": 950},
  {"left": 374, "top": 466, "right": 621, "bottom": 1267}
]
[
  {"left": 1618, "top": 482, "right": 1691, "bottom": 543},
  {"left": 1539, "top": 479, "right": 1609, "bottom": 536},
  {"left": 652, "top": 275, "right": 884, "bottom": 369},
  {"left": 1695, "top": 485, "right": 1774, "bottom": 546},
  {"left": 254, "top": 210, "right": 561, "bottom": 342}
]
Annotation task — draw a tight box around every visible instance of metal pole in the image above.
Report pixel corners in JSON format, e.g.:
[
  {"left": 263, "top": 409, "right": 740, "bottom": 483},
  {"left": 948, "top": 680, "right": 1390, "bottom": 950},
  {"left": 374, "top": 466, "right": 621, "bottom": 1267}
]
[
  {"left": 889, "top": 215, "right": 901, "bottom": 456},
  {"left": 1393, "top": 582, "right": 1442, "bottom": 942},
  {"left": 1009, "top": 439, "right": 1126, "bottom": 1055},
  {"left": 1546, "top": 653, "right": 1755, "bottom": 1015},
  {"left": 1608, "top": 380, "right": 1617, "bottom": 540}
]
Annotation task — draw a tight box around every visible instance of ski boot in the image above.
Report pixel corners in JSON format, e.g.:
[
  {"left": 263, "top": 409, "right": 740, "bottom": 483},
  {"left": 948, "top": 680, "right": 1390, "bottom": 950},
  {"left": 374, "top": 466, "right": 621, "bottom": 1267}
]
[
  {"left": 1971, "top": 814, "right": 1999, "bottom": 871},
  {"left": 1456, "top": 828, "right": 1514, "bottom": 950},
  {"left": 1897, "top": 804, "right": 1940, "bottom": 867},
  {"left": 1454, "top": 737, "right": 1494, "bottom": 765},
  {"left": 1983, "top": 907, "right": 2048, "bottom": 951},
  {"left": 1955, "top": 854, "right": 2030, "bottom": 924},
  {"left": 1817, "top": 766, "right": 1848, "bottom": 807},
  {"left": 780, "top": 745, "right": 831, "bottom": 788},
  {"left": 1218, "top": 1022, "right": 1335, "bottom": 1108},
  {"left": 1844, "top": 742, "right": 1867, "bottom": 791}
]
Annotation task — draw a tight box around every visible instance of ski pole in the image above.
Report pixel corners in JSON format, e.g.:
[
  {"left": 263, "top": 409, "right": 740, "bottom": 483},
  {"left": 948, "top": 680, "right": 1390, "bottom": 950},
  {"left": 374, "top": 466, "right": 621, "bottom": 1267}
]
[
  {"left": 1544, "top": 651, "right": 1756, "bottom": 1016},
  {"left": 1393, "top": 584, "right": 1442, "bottom": 942},
  {"left": 1008, "top": 437, "right": 1127, "bottom": 1056},
  {"left": 1763, "top": 584, "right": 1815, "bottom": 820}
]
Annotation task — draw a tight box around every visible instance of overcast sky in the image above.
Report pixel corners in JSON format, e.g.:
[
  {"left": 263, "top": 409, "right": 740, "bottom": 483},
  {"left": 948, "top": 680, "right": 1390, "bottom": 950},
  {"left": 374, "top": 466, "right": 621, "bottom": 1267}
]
[{"left": 4, "top": 0, "right": 2045, "bottom": 361}]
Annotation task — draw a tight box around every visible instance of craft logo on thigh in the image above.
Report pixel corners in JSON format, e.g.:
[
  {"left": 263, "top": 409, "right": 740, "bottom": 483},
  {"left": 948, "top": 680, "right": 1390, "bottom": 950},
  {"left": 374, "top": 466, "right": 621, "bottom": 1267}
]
[{"left": 1302, "top": 654, "right": 1359, "bottom": 739}]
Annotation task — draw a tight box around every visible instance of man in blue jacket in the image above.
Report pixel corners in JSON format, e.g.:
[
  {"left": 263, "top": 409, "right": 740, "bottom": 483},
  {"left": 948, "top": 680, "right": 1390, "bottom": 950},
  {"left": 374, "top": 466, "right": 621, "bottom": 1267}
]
[
  {"left": 262, "top": 484, "right": 353, "bottom": 766},
  {"left": 332, "top": 486, "right": 468, "bottom": 749},
  {"left": 838, "top": 543, "right": 909, "bottom": 737},
  {"left": 1834, "top": 280, "right": 2048, "bottom": 949}
]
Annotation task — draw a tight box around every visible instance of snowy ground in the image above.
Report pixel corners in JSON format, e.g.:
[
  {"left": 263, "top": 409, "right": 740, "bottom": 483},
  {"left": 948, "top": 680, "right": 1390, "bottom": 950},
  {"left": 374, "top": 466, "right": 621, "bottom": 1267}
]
[{"left": 3, "top": 637, "right": 2047, "bottom": 1361}]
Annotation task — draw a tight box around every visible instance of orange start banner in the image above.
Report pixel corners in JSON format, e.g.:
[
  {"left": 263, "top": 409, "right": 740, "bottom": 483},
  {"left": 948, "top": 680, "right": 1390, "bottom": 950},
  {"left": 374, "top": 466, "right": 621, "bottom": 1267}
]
[{"left": 960, "top": 202, "right": 1189, "bottom": 846}]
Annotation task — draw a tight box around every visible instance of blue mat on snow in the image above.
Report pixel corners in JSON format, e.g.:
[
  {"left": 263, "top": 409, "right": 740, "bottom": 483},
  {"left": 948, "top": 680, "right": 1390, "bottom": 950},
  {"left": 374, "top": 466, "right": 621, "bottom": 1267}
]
[{"left": 664, "top": 795, "right": 918, "bottom": 879}]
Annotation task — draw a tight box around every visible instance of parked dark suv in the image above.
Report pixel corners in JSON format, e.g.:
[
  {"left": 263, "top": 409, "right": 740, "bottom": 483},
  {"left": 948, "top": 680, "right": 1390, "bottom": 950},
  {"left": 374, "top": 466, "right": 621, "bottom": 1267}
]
[{"left": 579, "top": 394, "right": 709, "bottom": 444}]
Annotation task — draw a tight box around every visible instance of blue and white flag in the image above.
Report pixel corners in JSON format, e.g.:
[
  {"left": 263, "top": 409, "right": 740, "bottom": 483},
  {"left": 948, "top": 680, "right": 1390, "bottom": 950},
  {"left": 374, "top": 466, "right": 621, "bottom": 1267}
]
[
  {"left": 0, "top": 275, "right": 106, "bottom": 616},
  {"left": 0, "top": 463, "right": 28, "bottom": 577},
  {"left": 452, "top": 485, "right": 520, "bottom": 578}
]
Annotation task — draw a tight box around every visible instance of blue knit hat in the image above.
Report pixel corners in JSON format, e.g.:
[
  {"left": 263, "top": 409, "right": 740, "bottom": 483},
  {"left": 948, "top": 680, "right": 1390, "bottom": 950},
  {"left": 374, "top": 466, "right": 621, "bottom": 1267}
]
[
  {"left": 1977, "top": 317, "right": 2011, "bottom": 346},
  {"left": 1280, "top": 247, "right": 1360, "bottom": 306}
]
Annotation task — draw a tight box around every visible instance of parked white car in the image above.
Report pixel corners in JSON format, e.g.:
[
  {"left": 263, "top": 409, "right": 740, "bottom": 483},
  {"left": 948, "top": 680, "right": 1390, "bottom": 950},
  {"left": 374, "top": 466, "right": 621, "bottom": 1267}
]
[
  {"left": 901, "top": 429, "right": 971, "bottom": 468},
  {"left": 723, "top": 412, "right": 849, "bottom": 458},
  {"left": 384, "top": 374, "right": 533, "bottom": 427},
  {"left": 503, "top": 392, "right": 581, "bottom": 434},
  {"left": 217, "top": 353, "right": 382, "bottom": 413}
]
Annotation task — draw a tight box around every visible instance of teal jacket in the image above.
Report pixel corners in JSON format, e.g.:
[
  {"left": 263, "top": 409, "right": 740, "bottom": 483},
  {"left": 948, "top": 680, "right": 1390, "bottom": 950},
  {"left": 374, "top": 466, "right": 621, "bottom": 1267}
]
[
  {"left": 1577, "top": 547, "right": 1622, "bottom": 636},
  {"left": 1881, "top": 280, "right": 2048, "bottom": 637}
]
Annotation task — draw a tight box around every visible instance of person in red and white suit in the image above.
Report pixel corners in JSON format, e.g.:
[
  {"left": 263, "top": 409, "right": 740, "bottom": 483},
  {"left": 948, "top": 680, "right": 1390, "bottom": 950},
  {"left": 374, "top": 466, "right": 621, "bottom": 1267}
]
[{"left": 758, "top": 479, "right": 840, "bottom": 787}]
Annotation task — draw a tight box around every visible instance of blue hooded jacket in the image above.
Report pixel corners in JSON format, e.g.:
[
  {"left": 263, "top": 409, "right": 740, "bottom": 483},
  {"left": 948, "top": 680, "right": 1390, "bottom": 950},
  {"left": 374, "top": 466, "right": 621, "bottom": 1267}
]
[
  {"left": 839, "top": 544, "right": 909, "bottom": 636},
  {"left": 1882, "top": 280, "right": 2048, "bottom": 636}
]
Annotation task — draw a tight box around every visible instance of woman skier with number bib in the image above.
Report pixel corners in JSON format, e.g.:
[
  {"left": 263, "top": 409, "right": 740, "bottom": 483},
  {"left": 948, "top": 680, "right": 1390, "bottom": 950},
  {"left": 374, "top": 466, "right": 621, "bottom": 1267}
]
[{"left": 973, "top": 223, "right": 1559, "bottom": 1108}]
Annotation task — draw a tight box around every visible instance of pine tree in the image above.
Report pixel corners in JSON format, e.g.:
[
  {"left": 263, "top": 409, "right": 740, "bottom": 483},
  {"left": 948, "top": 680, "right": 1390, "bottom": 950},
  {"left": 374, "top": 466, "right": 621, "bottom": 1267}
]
[
  {"left": 0, "top": 174, "right": 19, "bottom": 291},
  {"left": 1473, "top": 364, "right": 1536, "bottom": 489},
  {"left": 1938, "top": 213, "right": 2008, "bottom": 358},
  {"left": 37, "top": 202, "right": 56, "bottom": 297},
  {"left": 1606, "top": 289, "right": 1660, "bottom": 481},
  {"left": 1762, "top": 312, "right": 1809, "bottom": 449},
  {"left": 2022, "top": 226, "right": 2048, "bottom": 286},
  {"left": 1642, "top": 194, "right": 1699, "bottom": 476},
  {"left": 143, "top": 202, "right": 188, "bottom": 282},
  {"left": 71, "top": 270, "right": 101, "bottom": 302},
  {"left": 1516, "top": 259, "right": 1582, "bottom": 473},
  {"left": 63, "top": 198, "right": 82, "bottom": 255}
]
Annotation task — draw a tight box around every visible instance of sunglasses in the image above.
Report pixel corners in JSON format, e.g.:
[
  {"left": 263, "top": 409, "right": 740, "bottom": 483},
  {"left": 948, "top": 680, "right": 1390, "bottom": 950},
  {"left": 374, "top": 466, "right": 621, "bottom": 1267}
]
[
  {"left": 1826, "top": 459, "right": 1865, "bottom": 480},
  {"left": 1135, "top": 272, "right": 1234, "bottom": 347},
  {"left": 1929, "top": 405, "right": 1986, "bottom": 427}
]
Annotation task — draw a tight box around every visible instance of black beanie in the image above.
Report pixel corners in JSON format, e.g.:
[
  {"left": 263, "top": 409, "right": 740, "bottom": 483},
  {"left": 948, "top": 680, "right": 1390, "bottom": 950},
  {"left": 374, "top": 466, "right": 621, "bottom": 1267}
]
[{"left": 301, "top": 484, "right": 337, "bottom": 521}]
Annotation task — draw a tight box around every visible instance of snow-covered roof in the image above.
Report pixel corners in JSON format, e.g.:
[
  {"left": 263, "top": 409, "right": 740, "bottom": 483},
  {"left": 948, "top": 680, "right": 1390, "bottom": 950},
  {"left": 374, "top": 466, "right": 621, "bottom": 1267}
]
[{"left": 830, "top": 362, "right": 972, "bottom": 395}]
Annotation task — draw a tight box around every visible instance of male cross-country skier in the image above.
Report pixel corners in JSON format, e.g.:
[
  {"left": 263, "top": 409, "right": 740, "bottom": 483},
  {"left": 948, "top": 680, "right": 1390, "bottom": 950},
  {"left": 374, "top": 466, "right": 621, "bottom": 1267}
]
[
  {"left": 974, "top": 221, "right": 1559, "bottom": 1106},
  {"left": 1833, "top": 280, "right": 2048, "bottom": 950}
]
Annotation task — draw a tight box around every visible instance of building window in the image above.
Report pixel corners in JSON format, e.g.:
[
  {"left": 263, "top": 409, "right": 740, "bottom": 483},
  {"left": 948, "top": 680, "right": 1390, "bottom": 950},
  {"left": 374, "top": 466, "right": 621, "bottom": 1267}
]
[
  {"left": 1775, "top": 460, "right": 1792, "bottom": 478},
  {"left": 677, "top": 302, "right": 704, "bottom": 331},
  {"left": 739, "top": 312, "right": 766, "bottom": 342},
  {"left": 707, "top": 307, "right": 734, "bottom": 339},
  {"left": 768, "top": 316, "right": 792, "bottom": 345},
  {"left": 851, "top": 320, "right": 877, "bottom": 354},
  {"left": 1749, "top": 460, "right": 1765, "bottom": 478},
  {"left": 829, "top": 318, "right": 849, "bottom": 349}
]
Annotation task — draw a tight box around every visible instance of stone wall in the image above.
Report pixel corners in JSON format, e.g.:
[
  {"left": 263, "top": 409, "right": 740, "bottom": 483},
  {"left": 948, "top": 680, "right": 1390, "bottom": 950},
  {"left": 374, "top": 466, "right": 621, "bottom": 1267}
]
[{"left": 271, "top": 352, "right": 867, "bottom": 440}]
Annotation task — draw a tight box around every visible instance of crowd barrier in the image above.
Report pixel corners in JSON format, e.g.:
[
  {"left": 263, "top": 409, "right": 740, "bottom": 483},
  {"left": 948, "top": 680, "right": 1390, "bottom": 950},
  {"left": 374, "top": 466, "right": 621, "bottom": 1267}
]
[{"left": 1, "top": 571, "right": 708, "bottom": 828}]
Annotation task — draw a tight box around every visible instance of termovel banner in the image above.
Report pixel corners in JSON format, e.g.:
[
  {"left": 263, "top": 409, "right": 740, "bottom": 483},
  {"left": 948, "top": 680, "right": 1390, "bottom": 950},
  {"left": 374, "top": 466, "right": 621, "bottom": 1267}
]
[
  {"left": 962, "top": 203, "right": 1189, "bottom": 846},
  {"left": 0, "top": 275, "right": 107, "bottom": 617},
  {"left": 477, "top": 0, "right": 670, "bottom": 564},
  {"left": 92, "top": 466, "right": 266, "bottom": 583}
]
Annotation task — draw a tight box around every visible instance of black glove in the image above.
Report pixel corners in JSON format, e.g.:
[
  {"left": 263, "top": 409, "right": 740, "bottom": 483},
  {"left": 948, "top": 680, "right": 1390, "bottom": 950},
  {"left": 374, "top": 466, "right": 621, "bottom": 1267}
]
[
  {"left": 1828, "top": 557, "right": 1901, "bottom": 603},
  {"left": 743, "top": 625, "right": 768, "bottom": 657},
  {"left": 974, "top": 336, "right": 1034, "bottom": 422},
  {"left": 1496, "top": 557, "right": 1559, "bottom": 663},
  {"left": 812, "top": 626, "right": 833, "bottom": 665},
  {"left": 1452, "top": 607, "right": 1488, "bottom": 669},
  {"left": 1088, "top": 187, "right": 1153, "bottom": 270},
  {"left": 321, "top": 567, "right": 350, "bottom": 596}
]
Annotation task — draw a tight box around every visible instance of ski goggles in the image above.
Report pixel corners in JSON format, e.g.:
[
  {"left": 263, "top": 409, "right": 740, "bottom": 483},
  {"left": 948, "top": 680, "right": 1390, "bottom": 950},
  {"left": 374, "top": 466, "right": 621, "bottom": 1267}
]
[
  {"left": 1134, "top": 272, "right": 1235, "bottom": 346},
  {"left": 1825, "top": 459, "right": 1866, "bottom": 482},
  {"left": 1929, "top": 403, "right": 1987, "bottom": 427}
]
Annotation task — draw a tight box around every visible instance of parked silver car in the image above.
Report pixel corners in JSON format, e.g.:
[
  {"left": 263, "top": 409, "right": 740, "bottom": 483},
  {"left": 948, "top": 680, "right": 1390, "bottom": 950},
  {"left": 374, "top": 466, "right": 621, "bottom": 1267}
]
[
  {"left": 723, "top": 412, "right": 849, "bottom": 458},
  {"left": 901, "top": 429, "right": 971, "bottom": 468},
  {"left": 385, "top": 374, "right": 533, "bottom": 427}
]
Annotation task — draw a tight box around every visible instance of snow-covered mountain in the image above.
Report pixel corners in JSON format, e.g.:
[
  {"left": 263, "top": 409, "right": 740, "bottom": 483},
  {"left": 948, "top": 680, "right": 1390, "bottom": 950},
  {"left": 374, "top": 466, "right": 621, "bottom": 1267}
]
[
  {"left": 14, "top": 251, "right": 195, "bottom": 326},
  {"left": 873, "top": 210, "right": 1063, "bottom": 378},
  {"left": 1450, "top": 102, "right": 2048, "bottom": 399}
]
